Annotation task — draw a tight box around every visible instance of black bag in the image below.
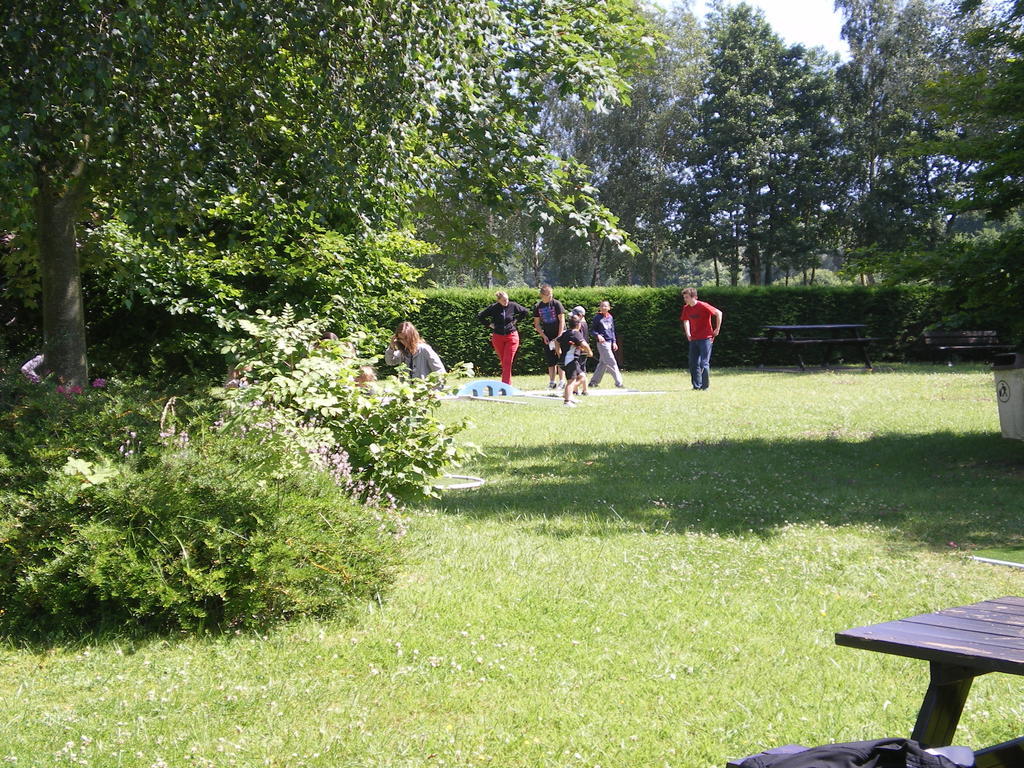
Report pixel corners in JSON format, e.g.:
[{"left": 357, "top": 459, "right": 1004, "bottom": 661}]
[{"left": 737, "top": 738, "right": 965, "bottom": 768}]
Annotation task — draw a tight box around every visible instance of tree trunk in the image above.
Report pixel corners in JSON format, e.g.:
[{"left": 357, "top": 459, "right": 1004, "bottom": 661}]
[
  {"left": 36, "top": 166, "right": 89, "bottom": 387},
  {"left": 589, "top": 237, "right": 606, "bottom": 287},
  {"left": 747, "top": 241, "right": 762, "bottom": 286}
]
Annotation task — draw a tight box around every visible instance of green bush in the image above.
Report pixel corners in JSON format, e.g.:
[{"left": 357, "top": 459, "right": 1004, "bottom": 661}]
[
  {"left": 0, "top": 429, "right": 402, "bottom": 634},
  {"left": 0, "top": 369, "right": 403, "bottom": 635},
  {"left": 412, "top": 285, "right": 951, "bottom": 373},
  {"left": 78, "top": 219, "right": 428, "bottom": 378}
]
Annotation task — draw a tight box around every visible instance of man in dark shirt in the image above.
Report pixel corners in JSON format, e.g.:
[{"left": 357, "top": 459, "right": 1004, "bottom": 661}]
[{"left": 532, "top": 284, "right": 566, "bottom": 390}]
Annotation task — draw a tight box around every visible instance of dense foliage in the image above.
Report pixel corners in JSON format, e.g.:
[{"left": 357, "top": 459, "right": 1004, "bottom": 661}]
[
  {"left": 0, "top": 306, "right": 477, "bottom": 635},
  {"left": 414, "top": 0, "right": 1021, "bottom": 306},
  {"left": 0, "top": 371, "right": 404, "bottom": 634},
  {"left": 219, "top": 308, "right": 473, "bottom": 500},
  {"left": 0, "top": 0, "right": 649, "bottom": 384},
  {"left": 78, "top": 222, "right": 428, "bottom": 378}
]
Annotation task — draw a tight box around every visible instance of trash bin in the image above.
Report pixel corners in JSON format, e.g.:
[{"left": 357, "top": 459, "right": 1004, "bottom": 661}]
[{"left": 993, "top": 352, "right": 1024, "bottom": 440}]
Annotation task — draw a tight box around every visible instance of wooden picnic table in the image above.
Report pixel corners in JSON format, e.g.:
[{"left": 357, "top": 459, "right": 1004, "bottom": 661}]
[
  {"left": 750, "top": 324, "right": 879, "bottom": 370},
  {"left": 835, "top": 596, "right": 1024, "bottom": 768}
]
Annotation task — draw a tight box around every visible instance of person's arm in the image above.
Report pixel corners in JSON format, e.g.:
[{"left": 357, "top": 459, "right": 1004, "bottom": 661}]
[
  {"left": 20, "top": 354, "right": 44, "bottom": 383},
  {"left": 383, "top": 343, "right": 404, "bottom": 366},
  {"left": 711, "top": 308, "right": 723, "bottom": 339},
  {"left": 477, "top": 304, "right": 494, "bottom": 327},
  {"left": 556, "top": 312, "right": 565, "bottom": 338},
  {"left": 682, "top": 318, "right": 692, "bottom": 341},
  {"left": 425, "top": 345, "right": 446, "bottom": 374},
  {"left": 533, "top": 311, "right": 545, "bottom": 342},
  {"left": 579, "top": 339, "right": 593, "bottom": 357},
  {"left": 590, "top": 316, "right": 603, "bottom": 343}
]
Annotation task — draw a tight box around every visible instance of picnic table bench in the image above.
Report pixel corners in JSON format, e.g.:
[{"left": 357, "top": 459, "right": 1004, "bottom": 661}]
[
  {"left": 836, "top": 596, "right": 1024, "bottom": 768},
  {"left": 922, "top": 330, "right": 1015, "bottom": 365},
  {"left": 750, "top": 324, "right": 879, "bottom": 370}
]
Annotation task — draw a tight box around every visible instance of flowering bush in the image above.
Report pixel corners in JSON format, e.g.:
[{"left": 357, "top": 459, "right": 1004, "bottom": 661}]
[{"left": 219, "top": 307, "right": 474, "bottom": 500}]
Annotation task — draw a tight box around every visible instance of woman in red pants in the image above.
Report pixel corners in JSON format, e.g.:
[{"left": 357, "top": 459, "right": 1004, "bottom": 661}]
[{"left": 476, "top": 290, "right": 529, "bottom": 385}]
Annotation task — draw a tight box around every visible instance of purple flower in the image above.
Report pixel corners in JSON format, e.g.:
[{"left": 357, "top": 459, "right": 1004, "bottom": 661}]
[{"left": 91, "top": 378, "right": 107, "bottom": 388}]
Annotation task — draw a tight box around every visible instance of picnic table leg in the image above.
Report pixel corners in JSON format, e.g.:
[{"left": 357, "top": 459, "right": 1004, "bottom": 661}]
[
  {"left": 911, "top": 662, "right": 976, "bottom": 748},
  {"left": 859, "top": 340, "right": 873, "bottom": 369}
]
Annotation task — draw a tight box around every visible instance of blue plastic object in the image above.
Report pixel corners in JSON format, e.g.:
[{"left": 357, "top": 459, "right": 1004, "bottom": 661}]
[{"left": 455, "top": 379, "right": 523, "bottom": 398}]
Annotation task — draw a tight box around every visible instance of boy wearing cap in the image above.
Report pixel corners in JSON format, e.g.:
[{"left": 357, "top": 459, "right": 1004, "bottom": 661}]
[
  {"left": 553, "top": 314, "right": 592, "bottom": 407},
  {"left": 569, "top": 305, "right": 590, "bottom": 396},
  {"left": 589, "top": 300, "right": 624, "bottom": 388}
]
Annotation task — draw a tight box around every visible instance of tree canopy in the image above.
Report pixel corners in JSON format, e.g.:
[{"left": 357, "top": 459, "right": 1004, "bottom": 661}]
[{"left": 0, "top": 0, "right": 651, "bottom": 383}]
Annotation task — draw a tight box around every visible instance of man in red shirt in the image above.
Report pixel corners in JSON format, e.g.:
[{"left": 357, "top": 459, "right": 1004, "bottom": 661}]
[{"left": 680, "top": 287, "right": 723, "bottom": 390}]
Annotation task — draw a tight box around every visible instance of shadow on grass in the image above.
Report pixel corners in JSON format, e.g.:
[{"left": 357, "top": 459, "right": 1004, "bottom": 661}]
[{"left": 439, "top": 431, "right": 1024, "bottom": 548}]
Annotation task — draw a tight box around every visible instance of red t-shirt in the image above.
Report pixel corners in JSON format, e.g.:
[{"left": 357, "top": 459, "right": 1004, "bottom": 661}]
[{"left": 680, "top": 300, "right": 719, "bottom": 340}]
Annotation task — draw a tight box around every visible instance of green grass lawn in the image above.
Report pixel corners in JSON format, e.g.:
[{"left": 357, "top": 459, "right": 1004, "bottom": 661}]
[{"left": 3, "top": 366, "right": 1023, "bottom": 767}]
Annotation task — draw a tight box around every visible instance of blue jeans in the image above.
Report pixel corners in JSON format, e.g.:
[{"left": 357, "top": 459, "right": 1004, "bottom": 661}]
[{"left": 688, "top": 337, "right": 713, "bottom": 389}]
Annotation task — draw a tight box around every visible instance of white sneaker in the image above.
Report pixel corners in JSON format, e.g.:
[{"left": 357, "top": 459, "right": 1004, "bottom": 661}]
[
  {"left": 548, "top": 381, "right": 557, "bottom": 389},
  {"left": 563, "top": 400, "right": 577, "bottom": 407}
]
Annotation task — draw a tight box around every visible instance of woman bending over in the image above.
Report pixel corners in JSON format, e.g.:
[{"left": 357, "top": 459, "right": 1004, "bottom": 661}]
[{"left": 385, "top": 322, "right": 446, "bottom": 378}]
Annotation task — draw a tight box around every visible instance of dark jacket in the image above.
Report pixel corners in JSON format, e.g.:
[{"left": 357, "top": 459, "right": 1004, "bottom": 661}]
[
  {"left": 477, "top": 301, "right": 529, "bottom": 335},
  {"left": 590, "top": 313, "right": 617, "bottom": 345}
]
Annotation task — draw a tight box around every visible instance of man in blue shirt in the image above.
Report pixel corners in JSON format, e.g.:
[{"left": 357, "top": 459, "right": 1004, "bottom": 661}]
[{"left": 589, "top": 300, "right": 624, "bottom": 388}]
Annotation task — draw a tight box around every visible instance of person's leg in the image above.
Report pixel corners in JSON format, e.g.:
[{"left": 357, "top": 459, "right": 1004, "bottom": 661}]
[
  {"left": 502, "top": 332, "right": 520, "bottom": 385},
  {"left": 688, "top": 339, "right": 702, "bottom": 389},
  {"left": 597, "top": 341, "right": 622, "bottom": 387},
  {"left": 495, "top": 333, "right": 518, "bottom": 385},
  {"left": 698, "top": 338, "right": 713, "bottom": 389},
  {"left": 543, "top": 343, "right": 558, "bottom": 387},
  {"left": 590, "top": 348, "right": 605, "bottom": 387},
  {"left": 566, "top": 374, "right": 583, "bottom": 402},
  {"left": 491, "top": 333, "right": 503, "bottom": 378},
  {"left": 563, "top": 374, "right": 576, "bottom": 403}
]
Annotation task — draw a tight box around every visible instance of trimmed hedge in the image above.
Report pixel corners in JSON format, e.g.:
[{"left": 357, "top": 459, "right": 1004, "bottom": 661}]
[{"left": 412, "top": 285, "right": 956, "bottom": 375}]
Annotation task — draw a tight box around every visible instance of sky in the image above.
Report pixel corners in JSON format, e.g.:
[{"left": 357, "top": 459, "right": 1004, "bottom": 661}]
[{"left": 689, "top": 0, "right": 851, "bottom": 58}]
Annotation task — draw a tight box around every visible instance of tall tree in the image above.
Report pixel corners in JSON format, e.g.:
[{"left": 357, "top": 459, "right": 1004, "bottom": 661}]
[
  {"left": 834, "top": 0, "right": 969, "bottom": 273},
  {"left": 935, "top": 0, "right": 1024, "bottom": 217},
  {"left": 680, "top": 2, "right": 840, "bottom": 285},
  {"left": 0, "top": 0, "right": 649, "bottom": 384},
  {"left": 893, "top": 0, "right": 1024, "bottom": 338},
  {"left": 554, "top": 6, "right": 706, "bottom": 286}
]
